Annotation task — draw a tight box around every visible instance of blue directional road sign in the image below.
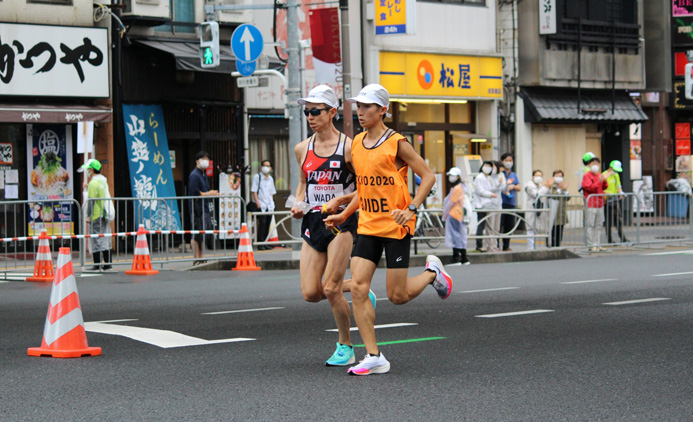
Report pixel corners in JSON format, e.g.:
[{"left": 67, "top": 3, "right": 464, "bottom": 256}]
[{"left": 231, "top": 24, "right": 263, "bottom": 63}]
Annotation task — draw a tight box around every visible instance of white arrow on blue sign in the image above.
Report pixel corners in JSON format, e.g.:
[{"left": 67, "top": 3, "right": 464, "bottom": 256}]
[{"left": 231, "top": 24, "right": 263, "bottom": 63}]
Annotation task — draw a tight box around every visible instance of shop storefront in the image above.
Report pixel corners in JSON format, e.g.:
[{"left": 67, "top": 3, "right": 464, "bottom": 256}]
[
  {"left": 378, "top": 51, "right": 502, "bottom": 205},
  {"left": 0, "top": 23, "right": 111, "bottom": 237}
]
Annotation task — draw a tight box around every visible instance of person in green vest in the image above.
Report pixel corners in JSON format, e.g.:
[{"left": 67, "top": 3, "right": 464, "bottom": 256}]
[
  {"left": 604, "top": 160, "right": 629, "bottom": 244},
  {"left": 80, "top": 159, "right": 113, "bottom": 270}
]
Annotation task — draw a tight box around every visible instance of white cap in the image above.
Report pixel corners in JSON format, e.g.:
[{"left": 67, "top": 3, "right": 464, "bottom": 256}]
[
  {"left": 347, "top": 84, "right": 390, "bottom": 111},
  {"left": 297, "top": 85, "right": 339, "bottom": 109},
  {"left": 446, "top": 167, "right": 462, "bottom": 177}
]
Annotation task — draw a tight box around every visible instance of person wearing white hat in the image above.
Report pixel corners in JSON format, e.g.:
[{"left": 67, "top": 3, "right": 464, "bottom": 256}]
[
  {"left": 292, "top": 85, "right": 372, "bottom": 367},
  {"left": 443, "top": 167, "right": 470, "bottom": 265},
  {"left": 324, "top": 84, "right": 453, "bottom": 376}
]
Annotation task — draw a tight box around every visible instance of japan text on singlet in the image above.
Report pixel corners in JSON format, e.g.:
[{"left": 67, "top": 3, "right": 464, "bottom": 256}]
[
  {"left": 301, "top": 133, "right": 355, "bottom": 212},
  {"left": 351, "top": 129, "right": 415, "bottom": 239}
]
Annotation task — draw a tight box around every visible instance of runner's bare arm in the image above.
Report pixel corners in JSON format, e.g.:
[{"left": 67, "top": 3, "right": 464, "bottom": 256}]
[
  {"left": 323, "top": 191, "right": 357, "bottom": 214},
  {"left": 324, "top": 191, "right": 359, "bottom": 229},
  {"left": 344, "top": 135, "right": 355, "bottom": 173},
  {"left": 392, "top": 140, "right": 434, "bottom": 225},
  {"left": 292, "top": 141, "right": 309, "bottom": 218}
]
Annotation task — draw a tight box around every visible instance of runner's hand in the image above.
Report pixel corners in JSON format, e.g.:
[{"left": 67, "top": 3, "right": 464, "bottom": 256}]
[
  {"left": 290, "top": 206, "right": 304, "bottom": 219},
  {"left": 324, "top": 213, "right": 346, "bottom": 229},
  {"left": 322, "top": 198, "right": 340, "bottom": 214},
  {"left": 391, "top": 208, "right": 415, "bottom": 226}
]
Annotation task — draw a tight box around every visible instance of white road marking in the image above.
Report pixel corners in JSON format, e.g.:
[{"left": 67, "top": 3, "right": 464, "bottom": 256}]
[
  {"left": 652, "top": 271, "right": 693, "bottom": 277},
  {"left": 641, "top": 250, "right": 693, "bottom": 256},
  {"left": 202, "top": 307, "right": 284, "bottom": 315},
  {"left": 0, "top": 272, "right": 102, "bottom": 281},
  {"left": 475, "top": 309, "right": 554, "bottom": 318},
  {"left": 459, "top": 287, "right": 520, "bottom": 293},
  {"left": 561, "top": 278, "right": 617, "bottom": 285},
  {"left": 84, "top": 321, "right": 255, "bottom": 348},
  {"left": 325, "top": 322, "right": 418, "bottom": 332},
  {"left": 602, "top": 298, "right": 671, "bottom": 306}
]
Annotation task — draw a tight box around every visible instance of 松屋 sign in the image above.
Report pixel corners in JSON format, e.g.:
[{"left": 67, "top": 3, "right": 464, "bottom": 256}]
[{"left": 0, "top": 23, "right": 109, "bottom": 98}]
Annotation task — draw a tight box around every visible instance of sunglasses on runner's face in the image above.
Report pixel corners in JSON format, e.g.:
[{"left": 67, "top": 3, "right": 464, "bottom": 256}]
[{"left": 303, "top": 108, "right": 331, "bottom": 117}]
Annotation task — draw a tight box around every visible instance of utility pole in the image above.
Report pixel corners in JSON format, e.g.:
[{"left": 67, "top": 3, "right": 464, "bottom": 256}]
[
  {"left": 287, "top": 0, "right": 302, "bottom": 249},
  {"left": 339, "top": 0, "right": 353, "bottom": 139}
]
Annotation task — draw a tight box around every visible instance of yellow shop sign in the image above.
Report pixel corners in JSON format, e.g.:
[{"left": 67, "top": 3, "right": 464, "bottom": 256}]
[{"left": 379, "top": 51, "right": 503, "bottom": 99}]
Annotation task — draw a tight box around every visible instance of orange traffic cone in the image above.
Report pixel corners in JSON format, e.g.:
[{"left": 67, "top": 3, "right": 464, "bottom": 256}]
[
  {"left": 267, "top": 215, "right": 279, "bottom": 246},
  {"left": 26, "top": 230, "right": 54, "bottom": 282},
  {"left": 233, "top": 223, "right": 261, "bottom": 271},
  {"left": 28, "top": 247, "right": 101, "bottom": 358},
  {"left": 126, "top": 224, "right": 159, "bottom": 275}
]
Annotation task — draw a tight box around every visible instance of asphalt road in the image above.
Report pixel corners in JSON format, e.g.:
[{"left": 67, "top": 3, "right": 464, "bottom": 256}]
[{"left": 1, "top": 250, "right": 692, "bottom": 421}]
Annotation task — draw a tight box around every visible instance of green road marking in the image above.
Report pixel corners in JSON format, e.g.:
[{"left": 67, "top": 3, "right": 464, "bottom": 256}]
[{"left": 354, "top": 337, "right": 446, "bottom": 347}]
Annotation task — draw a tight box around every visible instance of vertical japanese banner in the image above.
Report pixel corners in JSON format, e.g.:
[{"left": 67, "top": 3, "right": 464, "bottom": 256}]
[
  {"left": 122, "top": 104, "right": 181, "bottom": 231},
  {"left": 309, "top": 8, "right": 341, "bottom": 85},
  {"left": 218, "top": 172, "right": 242, "bottom": 239},
  {"left": 539, "top": 0, "right": 557, "bottom": 35},
  {"left": 26, "top": 124, "right": 74, "bottom": 235}
]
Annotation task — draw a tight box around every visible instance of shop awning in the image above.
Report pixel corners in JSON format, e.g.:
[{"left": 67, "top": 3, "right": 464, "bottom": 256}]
[
  {"left": 0, "top": 104, "right": 112, "bottom": 123},
  {"left": 520, "top": 88, "right": 648, "bottom": 123},
  {"left": 135, "top": 39, "right": 281, "bottom": 74}
]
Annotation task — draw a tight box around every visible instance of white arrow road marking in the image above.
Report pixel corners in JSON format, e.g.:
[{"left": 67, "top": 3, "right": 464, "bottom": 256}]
[
  {"left": 325, "top": 323, "right": 418, "bottom": 332},
  {"left": 84, "top": 320, "right": 255, "bottom": 348},
  {"left": 602, "top": 298, "right": 671, "bottom": 306},
  {"left": 476, "top": 309, "right": 554, "bottom": 318},
  {"left": 240, "top": 27, "right": 254, "bottom": 61},
  {"left": 202, "top": 307, "right": 284, "bottom": 315}
]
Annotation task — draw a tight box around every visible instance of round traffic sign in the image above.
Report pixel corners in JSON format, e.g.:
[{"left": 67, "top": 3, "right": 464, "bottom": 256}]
[{"left": 231, "top": 24, "right": 264, "bottom": 63}]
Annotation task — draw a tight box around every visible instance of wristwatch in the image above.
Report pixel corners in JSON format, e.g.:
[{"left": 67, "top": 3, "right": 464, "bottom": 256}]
[{"left": 408, "top": 204, "right": 418, "bottom": 214}]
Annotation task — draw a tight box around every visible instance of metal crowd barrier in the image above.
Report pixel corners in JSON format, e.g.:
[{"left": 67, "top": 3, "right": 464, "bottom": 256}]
[{"left": 0, "top": 199, "right": 82, "bottom": 275}]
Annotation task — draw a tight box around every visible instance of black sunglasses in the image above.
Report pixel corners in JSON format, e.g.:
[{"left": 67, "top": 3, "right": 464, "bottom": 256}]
[{"left": 303, "top": 108, "right": 331, "bottom": 117}]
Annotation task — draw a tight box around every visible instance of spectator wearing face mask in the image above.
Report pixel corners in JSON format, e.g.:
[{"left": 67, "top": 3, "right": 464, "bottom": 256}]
[
  {"left": 251, "top": 159, "right": 277, "bottom": 250},
  {"left": 443, "top": 167, "right": 470, "bottom": 265},
  {"left": 188, "top": 151, "right": 219, "bottom": 264},
  {"left": 582, "top": 157, "right": 609, "bottom": 252},
  {"left": 548, "top": 170, "right": 570, "bottom": 247},
  {"left": 500, "top": 153, "right": 520, "bottom": 251},
  {"left": 473, "top": 160, "right": 504, "bottom": 252},
  {"left": 524, "top": 170, "right": 549, "bottom": 250}
]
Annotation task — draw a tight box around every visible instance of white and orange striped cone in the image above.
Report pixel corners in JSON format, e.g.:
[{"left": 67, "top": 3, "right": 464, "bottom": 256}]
[
  {"left": 125, "top": 224, "right": 159, "bottom": 276},
  {"left": 26, "top": 230, "right": 54, "bottom": 282},
  {"left": 233, "top": 223, "right": 261, "bottom": 271},
  {"left": 28, "top": 247, "right": 101, "bottom": 358},
  {"left": 267, "top": 215, "right": 279, "bottom": 246}
]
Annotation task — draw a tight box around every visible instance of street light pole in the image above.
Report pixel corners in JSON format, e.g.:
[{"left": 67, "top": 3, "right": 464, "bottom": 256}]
[
  {"left": 287, "top": 0, "right": 302, "bottom": 250},
  {"left": 339, "top": 0, "right": 353, "bottom": 139}
]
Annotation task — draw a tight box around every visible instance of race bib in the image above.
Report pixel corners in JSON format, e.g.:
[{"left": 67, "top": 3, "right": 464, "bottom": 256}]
[{"left": 308, "top": 184, "right": 344, "bottom": 207}]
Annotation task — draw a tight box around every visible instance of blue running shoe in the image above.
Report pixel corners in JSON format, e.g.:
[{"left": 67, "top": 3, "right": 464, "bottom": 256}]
[
  {"left": 369, "top": 289, "right": 377, "bottom": 310},
  {"left": 325, "top": 343, "right": 355, "bottom": 366}
]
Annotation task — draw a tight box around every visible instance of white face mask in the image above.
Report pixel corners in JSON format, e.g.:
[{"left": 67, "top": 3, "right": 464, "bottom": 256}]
[
  {"left": 448, "top": 175, "right": 459, "bottom": 183},
  {"left": 491, "top": 167, "right": 498, "bottom": 176},
  {"left": 261, "top": 166, "right": 271, "bottom": 175},
  {"left": 503, "top": 161, "right": 513, "bottom": 169},
  {"left": 534, "top": 176, "right": 543, "bottom": 185},
  {"left": 198, "top": 159, "right": 209, "bottom": 169},
  {"left": 482, "top": 166, "right": 492, "bottom": 175},
  {"left": 554, "top": 176, "right": 564, "bottom": 184},
  {"left": 591, "top": 165, "right": 600, "bottom": 173}
]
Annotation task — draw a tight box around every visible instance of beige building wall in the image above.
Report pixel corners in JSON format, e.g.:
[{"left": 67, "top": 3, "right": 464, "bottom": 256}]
[
  {"left": 0, "top": 0, "right": 94, "bottom": 26},
  {"left": 531, "top": 124, "right": 601, "bottom": 201}
]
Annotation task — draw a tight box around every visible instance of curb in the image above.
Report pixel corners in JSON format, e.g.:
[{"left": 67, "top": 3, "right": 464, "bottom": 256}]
[{"left": 188, "top": 248, "right": 579, "bottom": 271}]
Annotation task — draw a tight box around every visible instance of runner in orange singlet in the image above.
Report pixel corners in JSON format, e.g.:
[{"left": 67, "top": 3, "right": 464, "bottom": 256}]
[{"left": 325, "top": 84, "right": 453, "bottom": 375}]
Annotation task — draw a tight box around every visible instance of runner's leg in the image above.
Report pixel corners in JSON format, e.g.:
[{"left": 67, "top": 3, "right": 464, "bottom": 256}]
[
  {"left": 299, "top": 240, "right": 328, "bottom": 303},
  {"left": 385, "top": 268, "right": 435, "bottom": 305},
  {"left": 324, "top": 232, "right": 354, "bottom": 345},
  {"left": 350, "top": 257, "right": 378, "bottom": 355}
]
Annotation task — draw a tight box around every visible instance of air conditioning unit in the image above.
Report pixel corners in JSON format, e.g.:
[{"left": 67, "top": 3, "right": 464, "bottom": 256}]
[
  {"left": 210, "top": 0, "right": 253, "bottom": 24},
  {"left": 122, "top": 0, "right": 171, "bottom": 25}
]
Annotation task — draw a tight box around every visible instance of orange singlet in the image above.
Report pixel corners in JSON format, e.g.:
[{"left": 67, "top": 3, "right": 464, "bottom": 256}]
[{"left": 351, "top": 129, "right": 415, "bottom": 239}]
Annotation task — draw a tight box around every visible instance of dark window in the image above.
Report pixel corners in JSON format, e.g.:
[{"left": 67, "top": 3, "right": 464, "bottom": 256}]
[{"left": 26, "top": 0, "right": 72, "bottom": 4}]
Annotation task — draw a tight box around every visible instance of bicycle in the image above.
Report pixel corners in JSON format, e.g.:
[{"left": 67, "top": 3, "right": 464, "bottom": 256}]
[{"left": 414, "top": 207, "right": 444, "bottom": 249}]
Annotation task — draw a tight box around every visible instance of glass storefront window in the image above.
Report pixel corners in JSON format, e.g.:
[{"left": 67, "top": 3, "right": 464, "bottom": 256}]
[
  {"left": 449, "top": 103, "right": 471, "bottom": 123},
  {"left": 399, "top": 103, "right": 446, "bottom": 123},
  {"left": 451, "top": 132, "right": 472, "bottom": 169},
  {"left": 425, "top": 130, "right": 446, "bottom": 174}
]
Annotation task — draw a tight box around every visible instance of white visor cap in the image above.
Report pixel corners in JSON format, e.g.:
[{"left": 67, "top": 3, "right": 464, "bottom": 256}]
[
  {"left": 297, "top": 85, "right": 339, "bottom": 109},
  {"left": 347, "top": 84, "right": 390, "bottom": 111},
  {"left": 446, "top": 167, "right": 462, "bottom": 177}
]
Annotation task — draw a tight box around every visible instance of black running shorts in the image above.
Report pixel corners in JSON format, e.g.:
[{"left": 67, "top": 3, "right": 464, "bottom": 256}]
[
  {"left": 301, "top": 211, "right": 358, "bottom": 253},
  {"left": 352, "top": 234, "right": 411, "bottom": 269}
]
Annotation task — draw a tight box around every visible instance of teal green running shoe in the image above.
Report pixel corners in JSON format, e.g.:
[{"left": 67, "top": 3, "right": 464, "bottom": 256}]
[
  {"left": 369, "top": 289, "right": 377, "bottom": 310},
  {"left": 325, "top": 342, "right": 355, "bottom": 366}
]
